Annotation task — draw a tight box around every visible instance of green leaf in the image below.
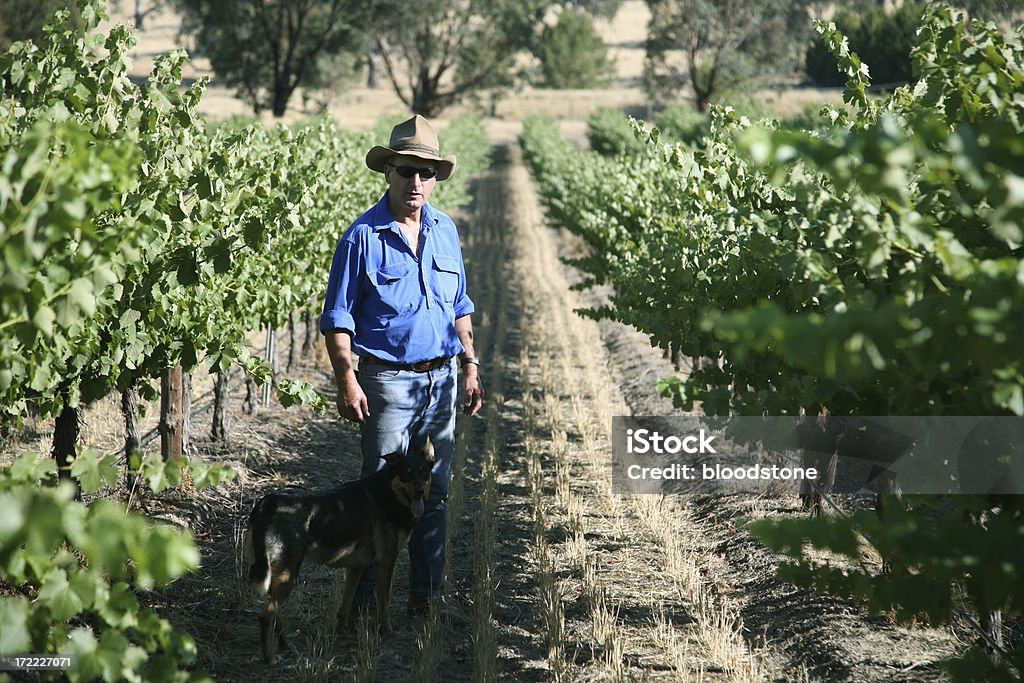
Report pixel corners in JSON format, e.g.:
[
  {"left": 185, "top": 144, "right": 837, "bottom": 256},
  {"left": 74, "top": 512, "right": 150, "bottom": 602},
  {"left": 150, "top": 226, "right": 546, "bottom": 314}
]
[
  {"left": 83, "top": 500, "right": 132, "bottom": 578},
  {"left": 65, "top": 628, "right": 100, "bottom": 682},
  {"left": 143, "top": 454, "right": 187, "bottom": 493},
  {"left": 0, "top": 598, "right": 32, "bottom": 654},
  {"left": 7, "top": 453, "right": 56, "bottom": 485},
  {"left": 97, "top": 582, "right": 139, "bottom": 629},
  {"left": 70, "top": 450, "right": 119, "bottom": 494},
  {"left": 130, "top": 524, "right": 199, "bottom": 589},
  {"left": 37, "top": 567, "right": 85, "bottom": 621},
  {"left": 69, "top": 569, "right": 105, "bottom": 612},
  {"left": 190, "top": 461, "right": 236, "bottom": 490},
  {"left": 32, "top": 305, "right": 56, "bottom": 336}
]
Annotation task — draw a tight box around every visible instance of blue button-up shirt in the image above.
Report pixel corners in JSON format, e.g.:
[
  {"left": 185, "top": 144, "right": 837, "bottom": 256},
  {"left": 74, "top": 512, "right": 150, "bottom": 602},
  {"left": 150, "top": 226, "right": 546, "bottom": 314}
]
[{"left": 320, "top": 194, "right": 474, "bottom": 363}]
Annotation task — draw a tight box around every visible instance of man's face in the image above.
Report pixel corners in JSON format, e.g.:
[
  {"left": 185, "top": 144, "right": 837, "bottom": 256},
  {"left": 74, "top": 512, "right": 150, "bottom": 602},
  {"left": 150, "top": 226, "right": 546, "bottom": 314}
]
[{"left": 385, "top": 155, "right": 438, "bottom": 213}]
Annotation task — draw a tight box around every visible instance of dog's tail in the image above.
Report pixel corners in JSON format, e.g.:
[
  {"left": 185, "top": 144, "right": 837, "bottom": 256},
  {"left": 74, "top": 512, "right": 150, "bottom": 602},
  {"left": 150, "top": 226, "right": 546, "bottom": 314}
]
[{"left": 247, "top": 499, "right": 272, "bottom": 595}]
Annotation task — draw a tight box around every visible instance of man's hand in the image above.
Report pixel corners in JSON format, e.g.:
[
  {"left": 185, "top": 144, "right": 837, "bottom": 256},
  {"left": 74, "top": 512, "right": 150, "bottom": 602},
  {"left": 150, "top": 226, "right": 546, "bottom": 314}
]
[
  {"left": 324, "top": 331, "right": 368, "bottom": 423},
  {"left": 463, "top": 365, "right": 484, "bottom": 416},
  {"left": 337, "top": 370, "right": 370, "bottom": 423}
]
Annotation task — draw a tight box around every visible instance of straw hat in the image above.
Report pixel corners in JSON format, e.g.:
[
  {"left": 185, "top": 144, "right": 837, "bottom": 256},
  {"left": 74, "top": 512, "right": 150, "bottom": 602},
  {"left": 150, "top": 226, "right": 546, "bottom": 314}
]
[{"left": 365, "top": 115, "right": 457, "bottom": 181}]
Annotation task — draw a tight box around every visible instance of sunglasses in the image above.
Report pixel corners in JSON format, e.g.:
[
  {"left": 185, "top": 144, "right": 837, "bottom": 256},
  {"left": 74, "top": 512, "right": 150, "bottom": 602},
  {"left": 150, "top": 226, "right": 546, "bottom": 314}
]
[{"left": 391, "top": 165, "right": 438, "bottom": 180}]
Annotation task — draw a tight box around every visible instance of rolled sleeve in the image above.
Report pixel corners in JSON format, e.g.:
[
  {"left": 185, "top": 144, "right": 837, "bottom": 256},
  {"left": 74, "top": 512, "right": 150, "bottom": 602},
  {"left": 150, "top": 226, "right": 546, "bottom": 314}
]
[
  {"left": 453, "top": 291, "right": 474, "bottom": 319},
  {"left": 442, "top": 217, "right": 474, "bottom": 319},
  {"left": 320, "top": 235, "right": 363, "bottom": 334}
]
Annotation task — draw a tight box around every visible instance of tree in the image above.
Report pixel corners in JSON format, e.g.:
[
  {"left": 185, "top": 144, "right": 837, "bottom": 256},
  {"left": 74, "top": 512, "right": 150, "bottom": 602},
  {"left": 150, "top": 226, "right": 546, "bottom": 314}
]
[
  {"left": 173, "top": 0, "right": 371, "bottom": 117},
  {"left": 537, "top": 8, "right": 615, "bottom": 88},
  {"left": 371, "top": 0, "right": 552, "bottom": 117},
  {"left": 952, "top": 0, "right": 1024, "bottom": 22},
  {"left": 643, "top": 0, "right": 810, "bottom": 112},
  {"left": 0, "top": 0, "right": 82, "bottom": 50},
  {"left": 806, "top": 2, "right": 923, "bottom": 87},
  {"left": 132, "top": 0, "right": 166, "bottom": 30}
]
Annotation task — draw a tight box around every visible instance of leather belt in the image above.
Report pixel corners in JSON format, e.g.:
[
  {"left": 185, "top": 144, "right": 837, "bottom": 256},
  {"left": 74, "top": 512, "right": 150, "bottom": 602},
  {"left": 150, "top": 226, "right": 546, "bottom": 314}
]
[{"left": 360, "top": 355, "right": 452, "bottom": 373}]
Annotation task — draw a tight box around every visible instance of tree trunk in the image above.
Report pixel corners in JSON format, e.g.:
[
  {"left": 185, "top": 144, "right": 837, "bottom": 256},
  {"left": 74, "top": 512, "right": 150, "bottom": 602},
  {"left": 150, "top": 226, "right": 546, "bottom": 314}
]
[
  {"left": 262, "top": 325, "right": 276, "bottom": 407},
  {"left": 52, "top": 404, "right": 81, "bottom": 483},
  {"left": 694, "top": 87, "right": 710, "bottom": 113},
  {"left": 212, "top": 370, "right": 229, "bottom": 443},
  {"left": 272, "top": 76, "right": 291, "bottom": 117},
  {"left": 411, "top": 73, "right": 440, "bottom": 117},
  {"left": 122, "top": 385, "right": 141, "bottom": 461},
  {"left": 182, "top": 371, "right": 192, "bottom": 456},
  {"left": 122, "top": 385, "right": 141, "bottom": 489},
  {"left": 134, "top": 0, "right": 145, "bottom": 29},
  {"left": 160, "top": 366, "right": 184, "bottom": 461},
  {"left": 367, "top": 50, "right": 380, "bottom": 88},
  {"left": 182, "top": 370, "right": 192, "bottom": 456},
  {"left": 287, "top": 311, "right": 296, "bottom": 372},
  {"left": 303, "top": 308, "right": 314, "bottom": 354},
  {"left": 243, "top": 370, "right": 258, "bottom": 416}
]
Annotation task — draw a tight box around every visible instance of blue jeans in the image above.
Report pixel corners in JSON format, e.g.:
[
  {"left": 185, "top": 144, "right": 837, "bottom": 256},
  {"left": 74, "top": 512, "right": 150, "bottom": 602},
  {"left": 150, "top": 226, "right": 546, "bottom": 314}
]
[{"left": 354, "top": 358, "right": 456, "bottom": 604}]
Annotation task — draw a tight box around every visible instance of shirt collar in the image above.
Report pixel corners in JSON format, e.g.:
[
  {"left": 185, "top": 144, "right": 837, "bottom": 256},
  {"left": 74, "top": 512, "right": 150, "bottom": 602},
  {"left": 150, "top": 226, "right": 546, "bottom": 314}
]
[{"left": 372, "top": 193, "right": 439, "bottom": 233}]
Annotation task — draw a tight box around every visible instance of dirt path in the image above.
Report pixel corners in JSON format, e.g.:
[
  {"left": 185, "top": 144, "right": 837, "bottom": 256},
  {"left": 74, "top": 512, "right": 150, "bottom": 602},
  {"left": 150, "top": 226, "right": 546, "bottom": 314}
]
[{"left": 124, "top": 139, "right": 965, "bottom": 682}]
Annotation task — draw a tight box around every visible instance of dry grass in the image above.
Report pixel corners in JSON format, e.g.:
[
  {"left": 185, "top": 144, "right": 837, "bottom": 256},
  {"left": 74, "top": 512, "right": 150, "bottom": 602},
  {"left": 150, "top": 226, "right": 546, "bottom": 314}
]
[{"left": 412, "top": 613, "right": 445, "bottom": 681}]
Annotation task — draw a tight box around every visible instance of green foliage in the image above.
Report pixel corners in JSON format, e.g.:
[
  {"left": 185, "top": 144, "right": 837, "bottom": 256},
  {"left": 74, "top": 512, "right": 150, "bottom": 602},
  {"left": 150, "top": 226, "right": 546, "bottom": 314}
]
[
  {"left": 124, "top": 449, "right": 237, "bottom": 494},
  {"left": 749, "top": 496, "right": 1024, "bottom": 678},
  {"left": 204, "top": 112, "right": 260, "bottom": 133},
  {"left": 651, "top": 105, "right": 710, "bottom": 147},
  {"left": 0, "top": 451, "right": 210, "bottom": 681},
  {"left": 432, "top": 116, "right": 493, "bottom": 212},
  {"left": 523, "top": 5, "right": 1024, "bottom": 418},
  {"left": 0, "top": 121, "right": 139, "bottom": 406},
  {"left": 806, "top": 2, "right": 924, "bottom": 87},
  {"left": 173, "top": 0, "right": 372, "bottom": 117},
  {"left": 586, "top": 107, "right": 646, "bottom": 156},
  {"left": 750, "top": 497, "right": 1014, "bottom": 622},
  {"left": 0, "top": 0, "right": 83, "bottom": 50},
  {"left": 644, "top": 0, "right": 813, "bottom": 111},
  {"left": 522, "top": 5, "right": 1024, "bottom": 674},
  {"left": 537, "top": 8, "right": 615, "bottom": 89},
  {"left": 371, "top": 0, "right": 554, "bottom": 116}
]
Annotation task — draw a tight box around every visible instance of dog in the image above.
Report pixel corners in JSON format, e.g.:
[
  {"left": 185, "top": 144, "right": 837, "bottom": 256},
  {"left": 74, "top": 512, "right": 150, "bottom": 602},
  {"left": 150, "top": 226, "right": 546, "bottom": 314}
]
[{"left": 247, "top": 439, "right": 434, "bottom": 663}]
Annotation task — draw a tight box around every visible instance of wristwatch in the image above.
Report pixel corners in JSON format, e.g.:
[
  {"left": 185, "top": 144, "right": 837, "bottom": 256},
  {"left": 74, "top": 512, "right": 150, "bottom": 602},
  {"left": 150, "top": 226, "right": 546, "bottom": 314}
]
[{"left": 460, "top": 355, "right": 480, "bottom": 368}]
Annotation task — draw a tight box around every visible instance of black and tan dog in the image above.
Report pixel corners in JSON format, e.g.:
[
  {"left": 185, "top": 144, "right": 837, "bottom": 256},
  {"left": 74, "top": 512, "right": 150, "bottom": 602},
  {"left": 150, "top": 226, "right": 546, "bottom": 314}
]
[{"left": 247, "top": 439, "right": 434, "bottom": 663}]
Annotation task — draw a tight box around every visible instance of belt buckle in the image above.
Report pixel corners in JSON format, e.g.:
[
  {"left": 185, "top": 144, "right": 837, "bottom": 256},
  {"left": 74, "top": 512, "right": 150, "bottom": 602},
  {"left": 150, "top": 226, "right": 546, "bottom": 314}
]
[{"left": 411, "top": 359, "right": 433, "bottom": 372}]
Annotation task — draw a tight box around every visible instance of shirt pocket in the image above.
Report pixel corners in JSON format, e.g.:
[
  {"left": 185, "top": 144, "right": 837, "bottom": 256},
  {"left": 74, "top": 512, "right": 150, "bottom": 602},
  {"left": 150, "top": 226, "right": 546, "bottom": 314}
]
[
  {"left": 370, "top": 262, "right": 411, "bottom": 315},
  {"left": 431, "top": 254, "right": 460, "bottom": 304}
]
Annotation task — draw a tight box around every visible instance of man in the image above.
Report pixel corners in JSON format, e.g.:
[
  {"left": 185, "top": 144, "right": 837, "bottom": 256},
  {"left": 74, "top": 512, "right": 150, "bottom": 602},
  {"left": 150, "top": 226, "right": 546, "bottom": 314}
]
[{"left": 320, "top": 115, "right": 484, "bottom": 616}]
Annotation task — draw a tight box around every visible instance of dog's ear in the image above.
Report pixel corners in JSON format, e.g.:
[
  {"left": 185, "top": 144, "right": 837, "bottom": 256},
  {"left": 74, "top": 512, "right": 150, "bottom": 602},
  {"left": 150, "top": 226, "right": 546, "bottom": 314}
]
[
  {"left": 422, "top": 437, "right": 435, "bottom": 464},
  {"left": 383, "top": 450, "right": 405, "bottom": 468}
]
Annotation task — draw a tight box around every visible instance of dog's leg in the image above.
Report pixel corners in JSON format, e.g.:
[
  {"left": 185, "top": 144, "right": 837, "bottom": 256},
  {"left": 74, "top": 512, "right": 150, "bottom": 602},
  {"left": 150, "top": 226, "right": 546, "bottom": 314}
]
[
  {"left": 259, "top": 597, "right": 279, "bottom": 663},
  {"left": 374, "top": 560, "right": 396, "bottom": 635},
  {"left": 259, "top": 572, "right": 296, "bottom": 663},
  {"left": 273, "top": 577, "right": 296, "bottom": 652},
  {"left": 337, "top": 566, "right": 366, "bottom": 632}
]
